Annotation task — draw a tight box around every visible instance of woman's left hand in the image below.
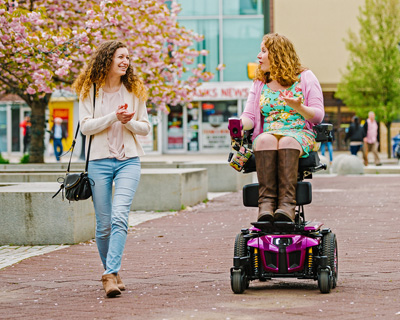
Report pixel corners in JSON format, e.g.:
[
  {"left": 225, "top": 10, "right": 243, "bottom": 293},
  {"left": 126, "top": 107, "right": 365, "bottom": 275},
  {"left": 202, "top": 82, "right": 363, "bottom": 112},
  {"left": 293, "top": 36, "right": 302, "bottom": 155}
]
[
  {"left": 281, "top": 91, "right": 303, "bottom": 112},
  {"left": 116, "top": 104, "right": 135, "bottom": 124}
]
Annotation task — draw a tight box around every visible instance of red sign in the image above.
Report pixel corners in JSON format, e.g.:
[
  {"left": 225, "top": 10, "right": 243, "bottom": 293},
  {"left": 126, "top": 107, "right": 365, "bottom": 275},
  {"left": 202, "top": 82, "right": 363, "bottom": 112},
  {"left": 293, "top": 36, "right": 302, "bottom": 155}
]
[
  {"left": 194, "top": 84, "right": 251, "bottom": 100},
  {"left": 53, "top": 109, "right": 69, "bottom": 120}
]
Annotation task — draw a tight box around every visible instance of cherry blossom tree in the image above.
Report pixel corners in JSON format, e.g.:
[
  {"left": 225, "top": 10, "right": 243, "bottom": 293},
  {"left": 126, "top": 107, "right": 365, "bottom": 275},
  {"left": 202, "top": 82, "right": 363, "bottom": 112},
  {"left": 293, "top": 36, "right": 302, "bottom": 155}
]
[{"left": 0, "top": 0, "right": 214, "bottom": 162}]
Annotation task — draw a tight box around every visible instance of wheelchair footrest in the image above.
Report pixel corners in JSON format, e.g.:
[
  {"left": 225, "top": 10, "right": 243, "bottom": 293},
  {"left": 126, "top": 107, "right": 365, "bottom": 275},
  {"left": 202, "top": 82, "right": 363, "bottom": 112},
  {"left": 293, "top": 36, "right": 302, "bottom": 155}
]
[
  {"left": 251, "top": 221, "right": 274, "bottom": 232},
  {"left": 251, "top": 221, "right": 296, "bottom": 232}
]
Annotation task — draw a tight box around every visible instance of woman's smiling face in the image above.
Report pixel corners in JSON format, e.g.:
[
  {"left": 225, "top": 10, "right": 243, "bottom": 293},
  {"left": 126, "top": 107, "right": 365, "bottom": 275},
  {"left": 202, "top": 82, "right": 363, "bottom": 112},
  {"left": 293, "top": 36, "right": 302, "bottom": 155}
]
[{"left": 108, "top": 47, "right": 130, "bottom": 78}]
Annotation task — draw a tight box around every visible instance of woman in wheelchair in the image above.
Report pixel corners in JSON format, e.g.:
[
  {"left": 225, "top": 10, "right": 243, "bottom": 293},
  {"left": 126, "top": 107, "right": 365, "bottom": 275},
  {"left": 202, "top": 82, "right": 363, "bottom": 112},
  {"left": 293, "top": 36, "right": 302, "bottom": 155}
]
[{"left": 241, "top": 33, "right": 324, "bottom": 223}]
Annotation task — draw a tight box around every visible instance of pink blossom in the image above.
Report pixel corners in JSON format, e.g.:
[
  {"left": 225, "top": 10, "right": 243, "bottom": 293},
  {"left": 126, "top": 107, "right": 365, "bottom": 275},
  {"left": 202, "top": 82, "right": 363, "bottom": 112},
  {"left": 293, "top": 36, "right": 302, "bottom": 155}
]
[
  {"left": 216, "top": 63, "right": 226, "bottom": 71},
  {"left": 55, "top": 67, "right": 69, "bottom": 77},
  {"left": 0, "top": 0, "right": 213, "bottom": 111},
  {"left": 26, "top": 87, "right": 36, "bottom": 95}
]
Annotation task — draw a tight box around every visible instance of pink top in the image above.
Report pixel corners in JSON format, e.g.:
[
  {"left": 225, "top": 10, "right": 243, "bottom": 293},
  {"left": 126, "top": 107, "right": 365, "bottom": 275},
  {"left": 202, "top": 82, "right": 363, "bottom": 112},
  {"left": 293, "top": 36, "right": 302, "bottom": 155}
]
[
  {"left": 101, "top": 86, "right": 127, "bottom": 160},
  {"left": 241, "top": 70, "right": 325, "bottom": 140},
  {"left": 366, "top": 118, "right": 378, "bottom": 144}
]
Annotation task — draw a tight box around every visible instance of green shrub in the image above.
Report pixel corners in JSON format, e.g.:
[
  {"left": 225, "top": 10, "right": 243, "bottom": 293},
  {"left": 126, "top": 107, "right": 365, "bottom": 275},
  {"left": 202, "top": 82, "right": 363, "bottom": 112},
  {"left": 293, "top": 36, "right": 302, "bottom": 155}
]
[
  {"left": 20, "top": 154, "right": 29, "bottom": 163},
  {"left": 0, "top": 152, "right": 9, "bottom": 164}
]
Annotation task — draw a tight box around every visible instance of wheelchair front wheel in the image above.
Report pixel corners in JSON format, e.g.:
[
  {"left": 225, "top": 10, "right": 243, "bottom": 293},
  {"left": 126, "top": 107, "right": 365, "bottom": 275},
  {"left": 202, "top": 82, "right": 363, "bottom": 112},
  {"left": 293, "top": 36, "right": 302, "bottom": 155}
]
[
  {"left": 231, "top": 269, "right": 247, "bottom": 294},
  {"left": 318, "top": 270, "right": 332, "bottom": 293}
]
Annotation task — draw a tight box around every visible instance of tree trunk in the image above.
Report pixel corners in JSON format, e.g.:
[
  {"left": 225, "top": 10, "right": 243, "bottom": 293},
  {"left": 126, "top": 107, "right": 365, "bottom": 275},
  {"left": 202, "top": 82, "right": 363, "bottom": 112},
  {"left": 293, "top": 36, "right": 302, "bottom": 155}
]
[
  {"left": 385, "top": 122, "right": 391, "bottom": 159},
  {"left": 28, "top": 95, "right": 51, "bottom": 163}
]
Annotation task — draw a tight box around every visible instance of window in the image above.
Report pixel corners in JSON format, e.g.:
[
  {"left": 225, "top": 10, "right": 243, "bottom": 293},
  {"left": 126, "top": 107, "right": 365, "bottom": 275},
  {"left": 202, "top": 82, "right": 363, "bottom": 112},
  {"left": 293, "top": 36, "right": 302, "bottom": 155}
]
[
  {"left": 0, "top": 106, "right": 7, "bottom": 152},
  {"left": 177, "top": 0, "right": 265, "bottom": 82},
  {"left": 223, "top": 0, "right": 263, "bottom": 15},
  {"left": 178, "top": 19, "right": 220, "bottom": 82},
  {"left": 177, "top": 0, "right": 219, "bottom": 16},
  {"left": 201, "top": 100, "right": 237, "bottom": 151},
  {"left": 223, "top": 18, "right": 264, "bottom": 81}
]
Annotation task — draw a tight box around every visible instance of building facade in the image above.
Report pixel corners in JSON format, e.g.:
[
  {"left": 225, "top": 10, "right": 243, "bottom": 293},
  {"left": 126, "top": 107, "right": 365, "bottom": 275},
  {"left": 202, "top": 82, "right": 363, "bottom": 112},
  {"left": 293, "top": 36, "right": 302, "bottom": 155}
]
[
  {"left": 2, "top": 0, "right": 399, "bottom": 158},
  {"left": 0, "top": 93, "right": 80, "bottom": 160},
  {"left": 161, "top": 0, "right": 266, "bottom": 154},
  {"left": 272, "top": 0, "right": 400, "bottom": 152}
]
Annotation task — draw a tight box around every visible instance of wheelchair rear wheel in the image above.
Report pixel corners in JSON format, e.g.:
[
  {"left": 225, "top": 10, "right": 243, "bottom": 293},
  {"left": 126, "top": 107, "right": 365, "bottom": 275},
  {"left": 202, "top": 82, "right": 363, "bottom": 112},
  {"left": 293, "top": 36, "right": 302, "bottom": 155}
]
[{"left": 323, "top": 232, "right": 338, "bottom": 289}]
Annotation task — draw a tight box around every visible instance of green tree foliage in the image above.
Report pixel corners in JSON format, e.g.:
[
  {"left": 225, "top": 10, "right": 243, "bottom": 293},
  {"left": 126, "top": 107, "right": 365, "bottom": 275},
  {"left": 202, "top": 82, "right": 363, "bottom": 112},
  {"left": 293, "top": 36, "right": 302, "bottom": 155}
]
[{"left": 336, "top": 0, "right": 400, "bottom": 157}]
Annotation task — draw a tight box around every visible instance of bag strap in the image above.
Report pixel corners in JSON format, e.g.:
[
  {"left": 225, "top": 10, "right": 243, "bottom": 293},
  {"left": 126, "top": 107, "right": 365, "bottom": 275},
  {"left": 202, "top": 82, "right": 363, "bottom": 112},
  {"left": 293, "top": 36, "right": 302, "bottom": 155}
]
[
  {"left": 65, "top": 83, "right": 96, "bottom": 173},
  {"left": 84, "top": 84, "right": 96, "bottom": 172}
]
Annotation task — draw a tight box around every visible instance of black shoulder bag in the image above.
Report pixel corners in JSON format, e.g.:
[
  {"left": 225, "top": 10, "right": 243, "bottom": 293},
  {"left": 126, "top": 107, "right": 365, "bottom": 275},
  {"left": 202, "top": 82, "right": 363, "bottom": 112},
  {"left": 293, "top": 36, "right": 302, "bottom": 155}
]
[{"left": 52, "top": 84, "right": 96, "bottom": 201}]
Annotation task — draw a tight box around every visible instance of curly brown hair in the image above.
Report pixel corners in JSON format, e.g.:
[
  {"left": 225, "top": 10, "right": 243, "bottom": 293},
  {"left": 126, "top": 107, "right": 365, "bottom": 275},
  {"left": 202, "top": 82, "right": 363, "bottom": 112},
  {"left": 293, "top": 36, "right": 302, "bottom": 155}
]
[
  {"left": 72, "top": 40, "right": 148, "bottom": 101},
  {"left": 254, "top": 33, "right": 306, "bottom": 86}
]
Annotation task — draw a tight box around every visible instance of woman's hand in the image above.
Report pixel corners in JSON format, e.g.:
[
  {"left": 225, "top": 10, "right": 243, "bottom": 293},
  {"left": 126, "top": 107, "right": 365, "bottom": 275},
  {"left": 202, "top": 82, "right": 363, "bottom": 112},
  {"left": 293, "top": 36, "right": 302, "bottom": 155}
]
[
  {"left": 281, "top": 91, "right": 302, "bottom": 112},
  {"left": 116, "top": 104, "right": 135, "bottom": 124},
  {"left": 281, "top": 91, "right": 316, "bottom": 120}
]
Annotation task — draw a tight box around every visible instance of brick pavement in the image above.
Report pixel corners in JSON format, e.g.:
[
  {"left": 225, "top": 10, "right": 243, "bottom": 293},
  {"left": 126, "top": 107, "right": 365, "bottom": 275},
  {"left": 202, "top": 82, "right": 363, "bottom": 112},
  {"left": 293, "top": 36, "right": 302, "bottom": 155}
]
[
  {"left": 0, "top": 175, "right": 399, "bottom": 319},
  {"left": 0, "top": 193, "right": 226, "bottom": 271},
  {"left": 0, "top": 245, "right": 69, "bottom": 270},
  {"left": 0, "top": 211, "right": 177, "bottom": 271}
]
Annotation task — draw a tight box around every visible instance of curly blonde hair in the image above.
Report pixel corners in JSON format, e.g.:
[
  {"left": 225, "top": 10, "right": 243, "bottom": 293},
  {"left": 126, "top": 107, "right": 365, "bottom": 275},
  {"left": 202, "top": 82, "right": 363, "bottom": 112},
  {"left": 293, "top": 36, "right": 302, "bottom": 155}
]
[
  {"left": 72, "top": 40, "right": 148, "bottom": 101},
  {"left": 254, "top": 33, "right": 305, "bottom": 86}
]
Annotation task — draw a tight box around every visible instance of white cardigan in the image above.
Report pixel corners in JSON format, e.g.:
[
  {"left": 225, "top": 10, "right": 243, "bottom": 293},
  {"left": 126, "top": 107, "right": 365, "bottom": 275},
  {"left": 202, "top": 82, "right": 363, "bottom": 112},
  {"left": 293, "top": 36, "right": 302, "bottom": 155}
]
[{"left": 79, "top": 84, "right": 151, "bottom": 160}]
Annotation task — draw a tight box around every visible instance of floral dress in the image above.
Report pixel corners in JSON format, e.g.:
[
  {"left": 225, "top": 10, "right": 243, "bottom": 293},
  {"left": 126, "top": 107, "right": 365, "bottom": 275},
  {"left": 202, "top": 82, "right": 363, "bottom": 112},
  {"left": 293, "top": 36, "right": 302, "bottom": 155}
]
[{"left": 256, "top": 76, "right": 318, "bottom": 158}]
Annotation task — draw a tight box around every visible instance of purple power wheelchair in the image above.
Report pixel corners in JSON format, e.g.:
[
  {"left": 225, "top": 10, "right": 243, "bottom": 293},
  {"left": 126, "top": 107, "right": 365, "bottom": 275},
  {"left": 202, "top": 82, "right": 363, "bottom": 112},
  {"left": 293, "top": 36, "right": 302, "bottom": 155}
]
[{"left": 228, "top": 119, "right": 337, "bottom": 294}]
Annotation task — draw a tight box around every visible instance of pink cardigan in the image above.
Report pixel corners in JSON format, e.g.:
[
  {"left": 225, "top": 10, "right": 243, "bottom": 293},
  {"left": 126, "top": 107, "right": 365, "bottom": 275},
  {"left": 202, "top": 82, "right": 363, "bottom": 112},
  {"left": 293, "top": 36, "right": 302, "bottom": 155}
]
[{"left": 241, "top": 69, "right": 325, "bottom": 140}]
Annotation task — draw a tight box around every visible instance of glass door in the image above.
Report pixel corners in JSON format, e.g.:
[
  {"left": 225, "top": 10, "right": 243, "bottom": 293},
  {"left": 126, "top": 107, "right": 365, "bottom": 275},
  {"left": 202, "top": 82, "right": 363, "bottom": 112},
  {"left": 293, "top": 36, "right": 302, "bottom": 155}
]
[
  {"left": 186, "top": 102, "right": 200, "bottom": 152},
  {"left": 166, "top": 105, "right": 184, "bottom": 152}
]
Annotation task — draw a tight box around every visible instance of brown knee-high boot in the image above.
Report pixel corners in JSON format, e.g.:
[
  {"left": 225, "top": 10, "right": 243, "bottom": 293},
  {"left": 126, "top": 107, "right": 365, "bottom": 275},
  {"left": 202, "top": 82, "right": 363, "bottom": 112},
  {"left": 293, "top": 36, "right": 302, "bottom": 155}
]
[
  {"left": 274, "top": 148, "right": 300, "bottom": 222},
  {"left": 255, "top": 150, "right": 278, "bottom": 222}
]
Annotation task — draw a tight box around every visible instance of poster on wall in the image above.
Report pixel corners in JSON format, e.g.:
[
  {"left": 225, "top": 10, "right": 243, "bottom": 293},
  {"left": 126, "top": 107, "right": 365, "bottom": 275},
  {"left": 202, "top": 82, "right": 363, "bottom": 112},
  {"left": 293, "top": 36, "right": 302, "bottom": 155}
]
[{"left": 201, "top": 120, "right": 231, "bottom": 152}]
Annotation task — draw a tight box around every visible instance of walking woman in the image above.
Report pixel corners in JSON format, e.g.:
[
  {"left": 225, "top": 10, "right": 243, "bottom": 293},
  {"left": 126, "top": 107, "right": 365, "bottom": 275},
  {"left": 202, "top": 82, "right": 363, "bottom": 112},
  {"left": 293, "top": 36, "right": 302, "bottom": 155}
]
[
  {"left": 72, "top": 40, "right": 150, "bottom": 297},
  {"left": 241, "top": 33, "right": 324, "bottom": 223},
  {"left": 345, "top": 116, "right": 365, "bottom": 156}
]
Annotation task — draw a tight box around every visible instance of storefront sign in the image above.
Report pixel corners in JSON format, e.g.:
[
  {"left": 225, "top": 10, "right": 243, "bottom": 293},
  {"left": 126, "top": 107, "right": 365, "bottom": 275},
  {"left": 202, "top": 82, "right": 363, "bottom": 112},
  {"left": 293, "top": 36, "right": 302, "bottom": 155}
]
[
  {"left": 194, "top": 82, "right": 252, "bottom": 100},
  {"left": 201, "top": 122, "right": 231, "bottom": 151}
]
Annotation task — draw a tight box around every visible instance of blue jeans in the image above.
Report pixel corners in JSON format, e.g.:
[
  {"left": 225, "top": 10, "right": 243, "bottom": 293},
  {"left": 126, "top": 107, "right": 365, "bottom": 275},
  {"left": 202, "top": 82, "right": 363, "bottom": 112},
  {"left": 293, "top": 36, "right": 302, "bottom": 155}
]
[
  {"left": 88, "top": 157, "right": 141, "bottom": 275},
  {"left": 350, "top": 145, "right": 362, "bottom": 155},
  {"left": 53, "top": 138, "right": 63, "bottom": 161},
  {"left": 320, "top": 141, "right": 333, "bottom": 162}
]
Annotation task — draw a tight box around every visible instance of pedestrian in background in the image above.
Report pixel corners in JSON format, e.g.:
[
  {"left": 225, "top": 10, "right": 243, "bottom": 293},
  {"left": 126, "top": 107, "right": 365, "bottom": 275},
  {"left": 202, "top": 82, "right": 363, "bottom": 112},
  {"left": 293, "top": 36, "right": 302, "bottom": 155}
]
[
  {"left": 363, "top": 111, "right": 381, "bottom": 166},
  {"left": 72, "top": 40, "right": 150, "bottom": 298},
  {"left": 50, "top": 117, "right": 67, "bottom": 162},
  {"left": 19, "top": 115, "right": 31, "bottom": 154},
  {"left": 345, "top": 116, "right": 364, "bottom": 156}
]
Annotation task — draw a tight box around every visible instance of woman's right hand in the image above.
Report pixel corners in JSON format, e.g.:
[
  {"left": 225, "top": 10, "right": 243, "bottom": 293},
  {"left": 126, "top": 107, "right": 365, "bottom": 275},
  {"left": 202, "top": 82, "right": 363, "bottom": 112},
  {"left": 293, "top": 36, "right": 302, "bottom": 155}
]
[{"left": 116, "top": 104, "right": 135, "bottom": 124}]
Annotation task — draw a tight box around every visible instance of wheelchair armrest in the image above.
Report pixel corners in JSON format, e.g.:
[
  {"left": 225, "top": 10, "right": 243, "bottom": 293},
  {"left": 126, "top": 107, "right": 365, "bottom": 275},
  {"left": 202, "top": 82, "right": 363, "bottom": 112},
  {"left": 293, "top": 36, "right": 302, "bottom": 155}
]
[
  {"left": 314, "top": 123, "right": 333, "bottom": 142},
  {"left": 299, "top": 151, "right": 320, "bottom": 170}
]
